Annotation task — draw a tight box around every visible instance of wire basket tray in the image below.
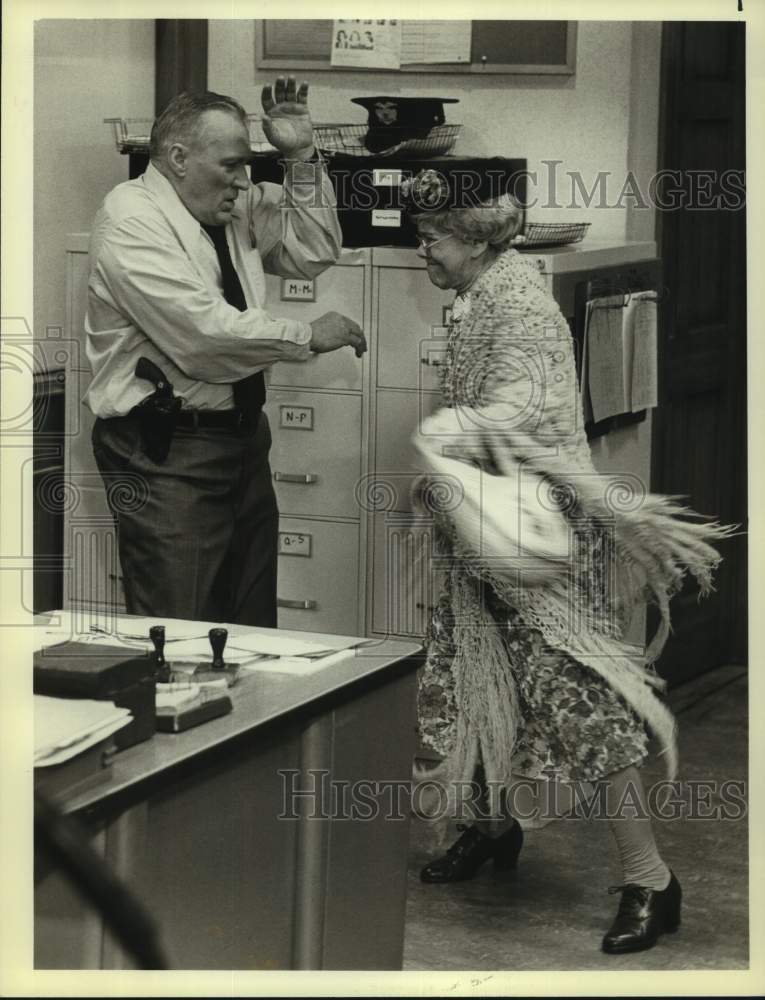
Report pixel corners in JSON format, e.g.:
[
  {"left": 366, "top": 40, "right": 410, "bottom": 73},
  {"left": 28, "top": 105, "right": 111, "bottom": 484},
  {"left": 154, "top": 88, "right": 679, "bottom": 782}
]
[
  {"left": 104, "top": 117, "right": 461, "bottom": 159},
  {"left": 104, "top": 116, "right": 283, "bottom": 155},
  {"left": 313, "top": 123, "right": 462, "bottom": 158},
  {"left": 516, "top": 222, "right": 591, "bottom": 249},
  {"left": 104, "top": 118, "right": 154, "bottom": 152}
]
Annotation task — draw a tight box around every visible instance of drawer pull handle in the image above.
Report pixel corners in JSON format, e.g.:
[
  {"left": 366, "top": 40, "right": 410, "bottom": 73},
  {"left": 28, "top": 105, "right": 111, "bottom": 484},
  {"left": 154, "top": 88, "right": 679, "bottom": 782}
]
[
  {"left": 273, "top": 472, "right": 319, "bottom": 484},
  {"left": 108, "top": 573, "right": 124, "bottom": 583},
  {"left": 420, "top": 357, "right": 444, "bottom": 368},
  {"left": 277, "top": 598, "right": 318, "bottom": 610}
]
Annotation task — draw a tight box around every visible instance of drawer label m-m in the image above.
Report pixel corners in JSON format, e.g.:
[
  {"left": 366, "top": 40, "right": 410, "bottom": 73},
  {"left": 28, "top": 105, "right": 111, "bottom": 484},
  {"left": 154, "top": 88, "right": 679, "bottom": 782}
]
[{"left": 281, "top": 277, "right": 316, "bottom": 302}]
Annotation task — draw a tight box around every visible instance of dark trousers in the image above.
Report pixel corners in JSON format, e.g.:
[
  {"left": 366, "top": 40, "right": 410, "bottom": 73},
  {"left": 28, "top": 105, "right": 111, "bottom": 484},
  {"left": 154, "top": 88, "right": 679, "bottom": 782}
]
[{"left": 92, "top": 412, "right": 278, "bottom": 627}]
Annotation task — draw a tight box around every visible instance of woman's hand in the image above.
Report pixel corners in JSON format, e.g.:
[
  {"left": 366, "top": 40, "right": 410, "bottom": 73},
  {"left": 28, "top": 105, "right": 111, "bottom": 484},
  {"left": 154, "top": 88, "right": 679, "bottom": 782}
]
[{"left": 260, "top": 76, "right": 315, "bottom": 159}]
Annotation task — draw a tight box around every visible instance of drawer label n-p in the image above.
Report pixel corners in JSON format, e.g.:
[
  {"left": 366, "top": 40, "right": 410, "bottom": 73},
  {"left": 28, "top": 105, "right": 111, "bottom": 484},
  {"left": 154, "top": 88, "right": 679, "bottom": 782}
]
[
  {"left": 279, "top": 405, "right": 314, "bottom": 430},
  {"left": 279, "top": 532, "right": 312, "bottom": 557}
]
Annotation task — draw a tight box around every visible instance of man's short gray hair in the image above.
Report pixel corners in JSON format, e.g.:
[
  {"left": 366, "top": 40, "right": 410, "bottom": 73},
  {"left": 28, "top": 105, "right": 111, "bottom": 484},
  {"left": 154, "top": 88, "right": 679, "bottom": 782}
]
[{"left": 149, "top": 91, "right": 248, "bottom": 160}]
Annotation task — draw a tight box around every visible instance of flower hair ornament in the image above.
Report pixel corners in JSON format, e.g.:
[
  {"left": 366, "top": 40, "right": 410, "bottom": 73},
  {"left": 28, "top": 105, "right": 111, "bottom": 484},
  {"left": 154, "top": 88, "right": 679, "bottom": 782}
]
[
  {"left": 401, "top": 166, "right": 522, "bottom": 215},
  {"left": 400, "top": 169, "right": 451, "bottom": 212}
]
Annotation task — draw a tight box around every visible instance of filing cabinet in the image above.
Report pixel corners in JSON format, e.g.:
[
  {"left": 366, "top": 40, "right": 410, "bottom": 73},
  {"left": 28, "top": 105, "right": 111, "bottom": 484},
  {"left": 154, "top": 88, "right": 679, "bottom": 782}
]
[
  {"left": 263, "top": 250, "right": 370, "bottom": 634},
  {"left": 261, "top": 247, "right": 448, "bottom": 637}
]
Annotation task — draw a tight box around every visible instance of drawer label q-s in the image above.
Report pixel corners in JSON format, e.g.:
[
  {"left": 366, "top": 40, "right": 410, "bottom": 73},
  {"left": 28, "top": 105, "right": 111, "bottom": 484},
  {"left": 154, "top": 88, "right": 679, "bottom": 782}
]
[
  {"left": 279, "top": 405, "right": 314, "bottom": 430},
  {"left": 281, "top": 277, "right": 316, "bottom": 302},
  {"left": 278, "top": 531, "right": 312, "bottom": 557}
]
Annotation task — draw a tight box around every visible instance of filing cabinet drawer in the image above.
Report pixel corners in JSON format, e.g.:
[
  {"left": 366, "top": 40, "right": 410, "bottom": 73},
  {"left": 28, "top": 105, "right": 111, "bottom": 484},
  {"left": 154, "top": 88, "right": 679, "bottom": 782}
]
[
  {"left": 277, "top": 517, "right": 360, "bottom": 635},
  {"left": 376, "top": 268, "right": 453, "bottom": 390},
  {"left": 369, "top": 512, "right": 439, "bottom": 639},
  {"left": 65, "top": 518, "right": 126, "bottom": 613},
  {"left": 372, "top": 390, "right": 440, "bottom": 512},
  {"left": 266, "top": 390, "right": 363, "bottom": 519},
  {"left": 265, "top": 264, "right": 365, "bottom": 391}
]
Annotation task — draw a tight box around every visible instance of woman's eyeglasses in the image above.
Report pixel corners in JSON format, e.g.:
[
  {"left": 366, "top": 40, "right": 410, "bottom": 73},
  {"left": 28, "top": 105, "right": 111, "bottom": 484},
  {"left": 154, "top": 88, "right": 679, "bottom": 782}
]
[{"left": 416, "top": 232, "right": 455, "bottom": 252}]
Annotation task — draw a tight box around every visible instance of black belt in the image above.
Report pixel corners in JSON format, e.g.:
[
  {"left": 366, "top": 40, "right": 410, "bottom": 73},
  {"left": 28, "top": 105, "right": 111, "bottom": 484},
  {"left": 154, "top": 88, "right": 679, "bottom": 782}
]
[
  {"left": 124, "top": 406, "right": 259, "bottom": 430},
  {"left": 175, "top": 408, "right": 252, "bottom": 429}
]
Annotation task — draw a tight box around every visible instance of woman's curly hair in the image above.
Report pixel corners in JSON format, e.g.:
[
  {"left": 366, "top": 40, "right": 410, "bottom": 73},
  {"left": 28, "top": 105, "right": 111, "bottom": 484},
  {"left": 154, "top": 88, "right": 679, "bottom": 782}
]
[{"left": 403, "top": 169, "right": 524, "bottom": 251}]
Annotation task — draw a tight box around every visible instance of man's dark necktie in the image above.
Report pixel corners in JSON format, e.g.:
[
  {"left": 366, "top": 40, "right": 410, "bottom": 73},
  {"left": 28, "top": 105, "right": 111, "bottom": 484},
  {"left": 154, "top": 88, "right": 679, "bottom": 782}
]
[{"left": 202, "top": 223, "right": 265, "bottom": 427}]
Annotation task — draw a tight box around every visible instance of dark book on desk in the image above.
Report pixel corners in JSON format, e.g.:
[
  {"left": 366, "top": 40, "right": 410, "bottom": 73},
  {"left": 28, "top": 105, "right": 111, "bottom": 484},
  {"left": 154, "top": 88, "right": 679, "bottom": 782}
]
[{"left": 34, "top": 642, "right": 156, "bottom": 749}]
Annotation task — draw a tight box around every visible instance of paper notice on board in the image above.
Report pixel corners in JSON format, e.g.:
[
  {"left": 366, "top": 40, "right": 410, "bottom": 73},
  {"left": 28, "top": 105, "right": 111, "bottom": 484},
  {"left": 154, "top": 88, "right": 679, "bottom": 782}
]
[
  {"left": 630, "top": 294, "right": 659, "bottom": 411},
  {"left": 330, "top": 20, "right": 402, "bottom": 69},
  {"left": 400, "top": 20, "right": 472, "bottom": 64},
  {"left": 586, "top": 295, "right": 629, "bottom": 423}
]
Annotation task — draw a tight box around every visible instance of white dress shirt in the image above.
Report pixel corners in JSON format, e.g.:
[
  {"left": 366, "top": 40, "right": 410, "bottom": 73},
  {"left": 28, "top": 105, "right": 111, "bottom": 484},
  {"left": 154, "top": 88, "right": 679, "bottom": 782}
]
[{"left": 84, "top": 160, "right": 342, "bottom": 418}]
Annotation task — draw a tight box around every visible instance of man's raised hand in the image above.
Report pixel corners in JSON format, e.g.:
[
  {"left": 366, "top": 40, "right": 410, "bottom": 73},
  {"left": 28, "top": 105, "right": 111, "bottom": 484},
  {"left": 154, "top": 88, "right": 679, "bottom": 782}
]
[{"left": 260, "top": 76, "right": 314, "bottom": 159}]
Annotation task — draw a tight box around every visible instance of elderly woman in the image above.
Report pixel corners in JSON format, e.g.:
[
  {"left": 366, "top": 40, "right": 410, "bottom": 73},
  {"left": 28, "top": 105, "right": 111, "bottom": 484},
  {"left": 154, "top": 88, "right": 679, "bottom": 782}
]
[{"left": 405, "top": 169, "right": 734, "bottom": 954}]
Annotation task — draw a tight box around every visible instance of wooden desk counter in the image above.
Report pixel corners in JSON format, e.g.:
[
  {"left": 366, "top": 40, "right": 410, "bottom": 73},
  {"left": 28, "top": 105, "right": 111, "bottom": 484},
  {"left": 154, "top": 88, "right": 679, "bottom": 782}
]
[{"left": 34, "top": 622, "right": 423, "bottom": 972}]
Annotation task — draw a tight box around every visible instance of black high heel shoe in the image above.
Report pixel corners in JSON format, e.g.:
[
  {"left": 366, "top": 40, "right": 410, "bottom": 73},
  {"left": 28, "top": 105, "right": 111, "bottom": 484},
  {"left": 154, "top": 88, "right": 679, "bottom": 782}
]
[
  {"left": 420, "top": 822, "right": 524, "bottom": 884},
  {"left": 602, "top": 870, "right": 681, "bottom": 954}
]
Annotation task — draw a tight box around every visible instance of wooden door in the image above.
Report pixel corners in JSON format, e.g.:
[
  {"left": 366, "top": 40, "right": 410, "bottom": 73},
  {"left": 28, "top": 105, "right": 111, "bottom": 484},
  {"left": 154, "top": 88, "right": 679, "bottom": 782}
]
[{"left": 651, "top": 22, "right": 747, "bottom": 686}]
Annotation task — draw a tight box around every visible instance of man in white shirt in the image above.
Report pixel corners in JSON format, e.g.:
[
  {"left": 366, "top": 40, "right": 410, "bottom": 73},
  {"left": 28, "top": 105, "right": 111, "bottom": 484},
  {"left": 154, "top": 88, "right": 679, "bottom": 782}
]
[{"left": 86, "top": 78, "right": 366, "bottom": 627}]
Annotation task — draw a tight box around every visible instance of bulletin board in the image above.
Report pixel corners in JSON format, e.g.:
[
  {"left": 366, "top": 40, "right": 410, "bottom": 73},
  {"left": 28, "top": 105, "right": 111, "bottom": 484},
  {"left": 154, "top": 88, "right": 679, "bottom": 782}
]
[{"left": 255, "top": 20, "right": 577, "bottom": 75}]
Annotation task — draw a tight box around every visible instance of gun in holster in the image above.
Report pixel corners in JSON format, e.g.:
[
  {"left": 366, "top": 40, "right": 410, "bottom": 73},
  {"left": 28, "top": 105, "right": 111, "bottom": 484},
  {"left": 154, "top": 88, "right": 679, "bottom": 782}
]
[{"left": 134, "top": 357, "right": 182, "bottom": 463}]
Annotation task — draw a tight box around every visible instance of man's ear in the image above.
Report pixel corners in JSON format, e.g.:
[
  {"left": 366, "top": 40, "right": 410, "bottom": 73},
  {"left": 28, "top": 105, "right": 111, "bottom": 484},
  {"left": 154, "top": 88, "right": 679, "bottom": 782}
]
[{"left": 166, "top": 143, "right": 188, "bottom": 179}]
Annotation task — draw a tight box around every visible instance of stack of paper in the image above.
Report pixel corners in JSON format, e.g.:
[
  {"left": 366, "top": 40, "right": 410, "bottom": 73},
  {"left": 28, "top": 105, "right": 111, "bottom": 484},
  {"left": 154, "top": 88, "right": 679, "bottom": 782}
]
[
  {"left": 240, "top": 648, "right": 358, "bottom": 676},
  {"left": 34, "top": 695, "right": 132, "bottom": 767},
  {"left": 166, "top": 632, "right": 367, "bottom": 675},
  {"left": 35, "top": 612, "right": 374, "bottom": 677},
  {"left": 36, "top": 613, "right": 227, "bottom": 654}
]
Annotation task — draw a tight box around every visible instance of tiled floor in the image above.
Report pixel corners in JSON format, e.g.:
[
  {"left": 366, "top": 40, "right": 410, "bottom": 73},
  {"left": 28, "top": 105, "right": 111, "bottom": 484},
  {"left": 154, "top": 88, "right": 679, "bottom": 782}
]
[{"left": 403, "top": 665, "right": 748, "bottom": 971}]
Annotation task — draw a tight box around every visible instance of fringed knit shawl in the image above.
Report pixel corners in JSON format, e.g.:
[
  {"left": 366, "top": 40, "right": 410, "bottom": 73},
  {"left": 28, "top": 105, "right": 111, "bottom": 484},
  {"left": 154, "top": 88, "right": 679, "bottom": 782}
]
[{"left": 414, "top": 249, "right": 736, "bottom": 800}]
